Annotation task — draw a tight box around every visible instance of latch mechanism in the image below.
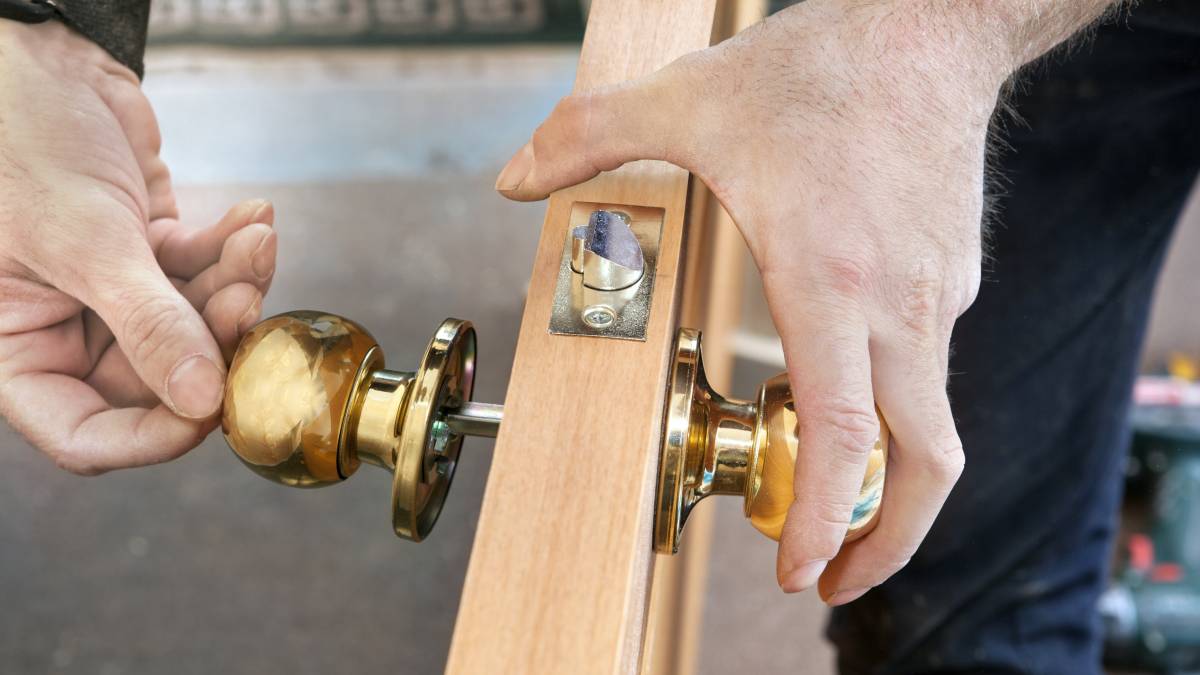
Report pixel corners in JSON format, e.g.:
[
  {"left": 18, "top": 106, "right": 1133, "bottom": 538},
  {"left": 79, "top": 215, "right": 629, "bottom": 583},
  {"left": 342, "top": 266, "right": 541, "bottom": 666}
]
[{"left": 548, "top": 202, "right": 664, "bottom": 340}]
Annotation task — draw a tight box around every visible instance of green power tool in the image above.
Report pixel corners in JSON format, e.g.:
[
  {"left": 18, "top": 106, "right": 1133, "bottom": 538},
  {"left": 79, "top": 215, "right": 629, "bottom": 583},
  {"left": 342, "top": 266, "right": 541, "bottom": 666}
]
[{"left": 1102, "top": 376, "right": 1200, "bottom": 674}]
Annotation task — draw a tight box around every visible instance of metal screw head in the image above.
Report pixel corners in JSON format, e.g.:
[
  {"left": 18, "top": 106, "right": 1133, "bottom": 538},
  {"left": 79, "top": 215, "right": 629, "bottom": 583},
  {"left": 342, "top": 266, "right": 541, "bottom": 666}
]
[
  {"left": 582, "top": 305, "right": 616, "bottom": 329},
  {"left": 429, "top": 419, "right": 453, "bottom": 456},
  {"left": 428, "top": 419, "right": 455, "bottom": 477}
]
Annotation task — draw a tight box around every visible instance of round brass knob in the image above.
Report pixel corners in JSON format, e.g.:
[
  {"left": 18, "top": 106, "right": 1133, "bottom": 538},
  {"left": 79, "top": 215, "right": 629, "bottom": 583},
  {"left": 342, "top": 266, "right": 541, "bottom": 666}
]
[
  {"left": 222, "top": 311, "right": 380, "bottom": 487},
  {"left": 222, "top": 310, "right": 487, "bottom": 541},
  {"left": 654, "top": 329, "right": 887, "bottom": 553}
]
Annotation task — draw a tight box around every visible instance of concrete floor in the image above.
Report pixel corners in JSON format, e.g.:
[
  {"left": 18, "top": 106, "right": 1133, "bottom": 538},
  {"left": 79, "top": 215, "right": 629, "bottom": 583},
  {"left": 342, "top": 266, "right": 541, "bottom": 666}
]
[{"left": 0, "top": 47, "right": 834, "bottom": 675}]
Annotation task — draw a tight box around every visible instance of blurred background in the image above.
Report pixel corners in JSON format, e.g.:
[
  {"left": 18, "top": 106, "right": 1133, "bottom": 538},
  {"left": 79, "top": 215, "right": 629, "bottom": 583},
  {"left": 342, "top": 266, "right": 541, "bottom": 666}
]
[{"left": 0, "top": 2, "right": 1197, "bottom": 674}]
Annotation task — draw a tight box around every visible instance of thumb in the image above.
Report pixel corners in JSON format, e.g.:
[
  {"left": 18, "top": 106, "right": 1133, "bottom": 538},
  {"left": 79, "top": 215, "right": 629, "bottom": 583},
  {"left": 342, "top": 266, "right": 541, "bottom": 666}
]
[
  {"left": 82, "top": 251, "right": 227, "bottom": 420},
  {"left": 495, "top": 61, "right": 702, "bottom": 201}
]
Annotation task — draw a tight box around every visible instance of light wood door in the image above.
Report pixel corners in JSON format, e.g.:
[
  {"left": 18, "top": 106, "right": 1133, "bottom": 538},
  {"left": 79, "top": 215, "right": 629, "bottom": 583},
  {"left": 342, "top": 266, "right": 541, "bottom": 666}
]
[{"left": 446, "top": 1, "right": 763, "bottom": 673}]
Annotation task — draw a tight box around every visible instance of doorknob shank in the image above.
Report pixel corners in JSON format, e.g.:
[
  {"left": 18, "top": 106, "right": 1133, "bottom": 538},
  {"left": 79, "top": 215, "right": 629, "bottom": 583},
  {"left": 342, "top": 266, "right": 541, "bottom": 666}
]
[{"left": 654, "top": 328, "right": 887, "bottom": 554}]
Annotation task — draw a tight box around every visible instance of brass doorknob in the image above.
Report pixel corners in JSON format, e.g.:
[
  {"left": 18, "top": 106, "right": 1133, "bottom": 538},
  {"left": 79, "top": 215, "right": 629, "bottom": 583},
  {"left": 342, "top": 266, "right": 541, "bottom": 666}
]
[
  {"left": 221, "top": 311, "right": 499, "bottom": 541},
  {"left": 221, "top": 311, "right": 885, "bottom": 551},
  {"left": 654, "top": 329, "right": 887, "bottom": 553}
]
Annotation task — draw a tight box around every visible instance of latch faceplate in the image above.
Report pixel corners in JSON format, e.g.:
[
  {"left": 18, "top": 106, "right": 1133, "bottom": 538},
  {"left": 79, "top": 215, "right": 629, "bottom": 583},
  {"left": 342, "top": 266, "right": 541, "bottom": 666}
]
[{"left": 548, "top": 202, "right": 665, "bottom": 340}]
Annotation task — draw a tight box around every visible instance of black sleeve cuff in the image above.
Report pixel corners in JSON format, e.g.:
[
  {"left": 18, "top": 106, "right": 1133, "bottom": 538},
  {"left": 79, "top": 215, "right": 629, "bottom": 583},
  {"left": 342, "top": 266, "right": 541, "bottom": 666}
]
[{"left": 0, "top": 0, "right": 150, "bottom": 79}]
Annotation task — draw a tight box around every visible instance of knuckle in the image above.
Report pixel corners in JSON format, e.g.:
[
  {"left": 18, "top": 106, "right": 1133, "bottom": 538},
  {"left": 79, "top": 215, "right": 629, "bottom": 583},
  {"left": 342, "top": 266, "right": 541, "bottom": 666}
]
[
  {"left": 880, "top": 254, "right": 985, "bottom": 342},
  {"left": 892, "top": 260, "right": 952, "bottom": 336},
  {"left": 811, "top": 500, "right": 856, "bottom": 545},
  {"left": 921, "top": 440, "right": 965, "bottom": 485},
  {"left": 900, "top": 275, "right": 940, "bottom": 329},
  {"left": 785, "top": 495, "right": 859, "bottom": 560},
  {"left": 803, "top": 400, "right": 880, "bottom": 460},
  {"left": 535, "top": 92, "right": 618, "bottom": 175},
  {"left": 814, "top": 253, "right": 876, "bottom": 298},
  {"left": 537, "top": 94, "right": 588, "bottom": 149},
  {"left": 118, "top": 293, "right": 185, "bottom": 367}
]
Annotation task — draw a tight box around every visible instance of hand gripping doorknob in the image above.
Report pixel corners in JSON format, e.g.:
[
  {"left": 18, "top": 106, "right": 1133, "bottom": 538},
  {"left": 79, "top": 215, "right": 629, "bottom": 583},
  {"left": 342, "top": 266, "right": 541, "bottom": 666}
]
[{"left": 221, "top": 311, "right": 887, "bottom": 551}]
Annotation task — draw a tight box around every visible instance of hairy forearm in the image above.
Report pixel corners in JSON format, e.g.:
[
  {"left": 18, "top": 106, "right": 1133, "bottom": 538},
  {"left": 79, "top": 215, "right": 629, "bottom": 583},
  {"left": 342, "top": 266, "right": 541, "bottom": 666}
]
[
  {"left": 955, "top": 0, "right": 1123, "bottom": 73},
  {"left": 839, "top": 0, "right": 1123, "bottom": 109}
]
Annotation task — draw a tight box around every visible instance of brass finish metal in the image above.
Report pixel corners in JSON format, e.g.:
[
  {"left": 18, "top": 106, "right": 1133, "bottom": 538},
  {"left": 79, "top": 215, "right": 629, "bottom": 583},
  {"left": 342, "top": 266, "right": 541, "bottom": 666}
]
[
  {"left": 221, "top": 311, "right": 499, "bottom": 541},
  {"left": 222, "top": 311, "right": 379, "bottom": 488},
  {"left": 391, "top": 318, "right": 475, "bottom": 540},
  {"left": 223, "top": 312, "right": 886, "bottom": 553},
  {"left": 548, "top": 202, "right": 664, "bottom": 340},
  {"left": 654, "top": 329, "right": 889, "bottom": 554}
]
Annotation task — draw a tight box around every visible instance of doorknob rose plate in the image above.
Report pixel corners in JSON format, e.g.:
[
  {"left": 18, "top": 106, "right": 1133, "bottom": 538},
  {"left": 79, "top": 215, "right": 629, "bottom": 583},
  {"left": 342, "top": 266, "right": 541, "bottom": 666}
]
[
  {"left": 222, "top": 311, "right": 478, "bottom": 540},
  {"left": 654, "top": 329, "right": 888, "bottom": 554}
]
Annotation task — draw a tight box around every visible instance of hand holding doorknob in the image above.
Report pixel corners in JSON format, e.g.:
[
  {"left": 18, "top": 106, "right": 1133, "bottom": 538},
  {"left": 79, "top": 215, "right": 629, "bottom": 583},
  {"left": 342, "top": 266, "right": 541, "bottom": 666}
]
[
  {"left": 222, "top": 311, "right": 885, "bottom": 551},
  {"left": 654, "top": 329, "right": 885, "bottom": 553},
  {"left": 221, "top": 310, "right": 497, "bottom": 540}
]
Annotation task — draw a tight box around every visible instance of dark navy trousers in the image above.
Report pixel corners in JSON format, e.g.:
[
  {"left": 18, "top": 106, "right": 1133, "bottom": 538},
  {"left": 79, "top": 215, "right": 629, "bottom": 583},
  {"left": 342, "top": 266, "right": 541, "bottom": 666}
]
[{"left": 826, "top": 3, "right": 1200, "bottom": 673}]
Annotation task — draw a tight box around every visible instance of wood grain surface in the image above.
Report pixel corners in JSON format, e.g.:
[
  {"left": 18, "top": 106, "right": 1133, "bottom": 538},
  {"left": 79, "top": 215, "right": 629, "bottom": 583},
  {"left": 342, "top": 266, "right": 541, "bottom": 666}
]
[{"left": 445, "top": 2, "right": 719, "bottom": 673}]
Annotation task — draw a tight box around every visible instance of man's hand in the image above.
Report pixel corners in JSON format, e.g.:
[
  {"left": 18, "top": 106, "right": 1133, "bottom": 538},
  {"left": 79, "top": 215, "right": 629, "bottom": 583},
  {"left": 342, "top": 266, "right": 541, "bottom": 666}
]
[
  {"left": 495, "top": 0, "right": 1115, "bottom": 603},
  {"left": 0, "top": 21, "right": 276, "bottom": 474}
]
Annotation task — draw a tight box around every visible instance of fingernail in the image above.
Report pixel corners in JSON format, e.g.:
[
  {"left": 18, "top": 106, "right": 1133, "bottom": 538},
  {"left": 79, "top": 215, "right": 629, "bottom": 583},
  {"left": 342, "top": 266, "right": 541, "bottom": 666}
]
[
  {"left": 166, "top": 355, "right": 224, "bottom": 419},
  {"left": 251, "top": 232, "right": 276, "bottom": 280},
  {"left": 825, "top": 587, "right": 871, "bottom": 607},
  {"left": 781, "top": 559, "right": 828, "bottom": 593},
  {"left": 250, "top": 199, "right": 274, "bottom": 224},
  {"left": 237, "top": 297, "right": 263, "bottom": 334},
  {"left": 495, "top": 143, "right": 533, "bottom": 192}
]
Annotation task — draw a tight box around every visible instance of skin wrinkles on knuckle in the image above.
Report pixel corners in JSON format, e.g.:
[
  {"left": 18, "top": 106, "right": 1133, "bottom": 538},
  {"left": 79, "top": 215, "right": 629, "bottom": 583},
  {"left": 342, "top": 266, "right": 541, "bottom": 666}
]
[
  {"left": 880, "top": 255, "right": 963, "bottom": 339},
  {"left": 802, "top": 496, "right": 859, "bottom": 540},
  {"left": 915, "top": 439, "right": 966, "bottom": 486},
  {"left": 803, "top": 394, "right": 878, "bottom": 441},
  {"left": 116, "top": 293, "right": 187, "bottom": 370},
  {"left": 785, "top": 527, "right": 848, "bottom": 566},
  {"left": 88, "top": 164, "right": 152, "bottom": 228},
  {"left": 810, "top": 252, "right": 881, "bottom": 300},
  {"left": 798, "top": 399, "right": 879, "bottom": 463}
]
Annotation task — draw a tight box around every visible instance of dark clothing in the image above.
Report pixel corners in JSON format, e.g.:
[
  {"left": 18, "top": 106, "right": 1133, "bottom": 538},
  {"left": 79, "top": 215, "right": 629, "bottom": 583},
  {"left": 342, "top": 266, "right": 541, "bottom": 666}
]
[
  {"left": 828, "top": 2, "right": 1200, "bottom": 673},
  {"left": 0, "top": 0, "right": 149, "bottom": 77}
]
